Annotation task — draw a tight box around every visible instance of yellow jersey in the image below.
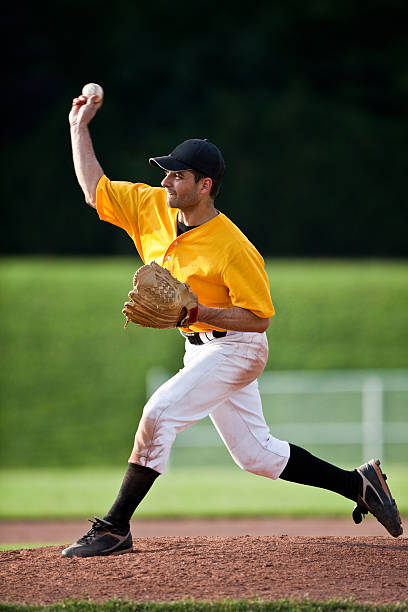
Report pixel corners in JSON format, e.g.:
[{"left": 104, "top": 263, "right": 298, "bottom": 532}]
[{"left": 96, "top": 175, "right": 275, "bottom": 332}]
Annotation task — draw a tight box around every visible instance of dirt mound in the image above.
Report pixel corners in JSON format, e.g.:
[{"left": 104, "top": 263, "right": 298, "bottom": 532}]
[{"left": 1, "top": 535, "right": 407, "bottom": 605}]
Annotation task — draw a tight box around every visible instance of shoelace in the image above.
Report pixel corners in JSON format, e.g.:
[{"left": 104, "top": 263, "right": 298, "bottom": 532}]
[{"left": 77, "top": 518, "right": 107, "bottom": 543}]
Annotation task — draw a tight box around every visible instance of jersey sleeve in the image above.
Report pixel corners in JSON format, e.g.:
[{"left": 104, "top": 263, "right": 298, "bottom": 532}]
[
  {"left": 96, "top": 175, "right": 150, "bottom": 259},
  {"left": 223, "top": 246, "right": 275, "bottom": 319}
]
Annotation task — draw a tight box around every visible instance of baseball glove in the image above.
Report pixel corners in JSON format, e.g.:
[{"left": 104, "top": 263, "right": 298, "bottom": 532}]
[{"left": 122, "top": 261, "right": 199, "bottom": 329}]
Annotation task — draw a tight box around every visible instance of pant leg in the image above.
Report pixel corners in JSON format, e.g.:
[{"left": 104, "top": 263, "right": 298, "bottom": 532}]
[
  {"left": 210, "top": 379, "right": 290, "bottom": 479},
  {"left": 129, "top": 331, "right": 269, "bottom": 473}
]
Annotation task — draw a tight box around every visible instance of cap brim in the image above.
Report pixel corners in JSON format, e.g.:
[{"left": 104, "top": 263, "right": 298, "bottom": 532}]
[{"left": 149, "top": 156, "right": 192, "bottom": 172}]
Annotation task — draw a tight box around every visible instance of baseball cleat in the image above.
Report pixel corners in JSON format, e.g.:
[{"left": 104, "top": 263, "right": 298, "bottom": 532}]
[
  {"left": 62, "top": 516, "right": 133, "bottom": 558},
  {"left": 353, "top": 459, "right": 403, "bottom": 537}
]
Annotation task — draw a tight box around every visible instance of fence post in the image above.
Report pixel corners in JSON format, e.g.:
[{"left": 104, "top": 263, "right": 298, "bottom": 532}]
[{"left": 362, "top": 376, "right": 384, "bottom": 462}]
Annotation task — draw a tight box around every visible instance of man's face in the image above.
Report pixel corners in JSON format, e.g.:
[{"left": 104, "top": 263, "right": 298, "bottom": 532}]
[{"left": 161, "top": 170, "right": 202, "bottom": 209}]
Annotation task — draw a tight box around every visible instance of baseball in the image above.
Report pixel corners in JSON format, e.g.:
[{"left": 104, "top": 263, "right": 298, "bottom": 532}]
[{"left": 82, "top": 82, "right": 104, "bottom": 103}]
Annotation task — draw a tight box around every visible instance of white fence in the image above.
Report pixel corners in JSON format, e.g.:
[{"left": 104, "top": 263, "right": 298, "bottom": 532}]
[
  {"left": 146, "top": 368, "right": 408, "bottom": 464},
  {"left": 257, "top": 369, "right": 408, "bottom": 461}
]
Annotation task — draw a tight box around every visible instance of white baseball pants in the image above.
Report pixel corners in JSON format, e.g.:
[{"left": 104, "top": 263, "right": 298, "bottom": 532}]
[{"left": 129, "top": 330, "right": 290, "bottom": 478}]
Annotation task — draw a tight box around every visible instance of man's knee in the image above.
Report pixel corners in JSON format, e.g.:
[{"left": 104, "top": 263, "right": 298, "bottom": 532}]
[
  {"left": 232, "top": 447, "right": 288, "bottom": 480},
  {"left": 129, "top": 397, "right": 175, "bottom": 469},
  {"left": 134, "top": 396, "right": 171, "bottom": 445}
]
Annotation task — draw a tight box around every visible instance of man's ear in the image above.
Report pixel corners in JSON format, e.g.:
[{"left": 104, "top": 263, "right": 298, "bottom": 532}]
[{"left": 201, "top": 177, "right": 213, "bottom": 195}]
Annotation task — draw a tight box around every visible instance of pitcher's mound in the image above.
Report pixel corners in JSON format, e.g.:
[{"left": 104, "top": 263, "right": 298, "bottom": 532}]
[{"left": 1, "top": 535, "right": 407, "bottom": 605}]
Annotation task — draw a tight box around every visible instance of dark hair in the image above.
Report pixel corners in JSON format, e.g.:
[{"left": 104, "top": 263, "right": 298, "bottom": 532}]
[{"left": 192, "top": 170, "right": 222, "bottom": 199}]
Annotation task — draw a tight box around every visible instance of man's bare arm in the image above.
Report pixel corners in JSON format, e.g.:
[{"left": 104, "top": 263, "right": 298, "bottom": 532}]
[
  {"left": 69, "top": 95, "right": 104, "bottom": 208},
  {"left": 197, "top": 304, "right": 270, "bottom": 333}
]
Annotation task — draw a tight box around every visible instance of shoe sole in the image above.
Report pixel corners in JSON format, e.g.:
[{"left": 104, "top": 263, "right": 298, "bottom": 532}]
[
  {"left": 357, "top": 459, "right": 403, "bottom": 537},
  {"left": 99, "top": 546, "right": 133, "bottom": 557},
  {"left": 62, "top": 546, "right": 133, "bottom": 558},
  {"left": 373, "top": 460, "right": 403, "bottom": 536}
]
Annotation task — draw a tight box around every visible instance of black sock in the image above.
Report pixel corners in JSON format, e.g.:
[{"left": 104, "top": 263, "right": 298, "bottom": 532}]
[
  {"left": 104, "top": 463, "right": 160, "bottom": 528},
  {"left": 279, "top": 443, "right": 361, "bottom": 502}
]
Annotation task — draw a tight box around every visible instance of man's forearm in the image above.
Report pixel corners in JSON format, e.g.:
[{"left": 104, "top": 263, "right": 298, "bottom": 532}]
[
  {"left": 197, "top": 304, "right": 270, "bottom": 333},
  {"left": 70, "top": 124, "right": 104, "bottom": 208}
]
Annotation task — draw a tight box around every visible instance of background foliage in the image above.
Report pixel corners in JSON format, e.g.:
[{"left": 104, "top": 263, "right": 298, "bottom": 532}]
[{"left": 3, "top": 1, "right": 408, "bottom": 257}]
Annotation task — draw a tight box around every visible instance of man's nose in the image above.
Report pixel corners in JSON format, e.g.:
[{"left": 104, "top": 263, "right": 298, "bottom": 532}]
[{"left": 161, "top": 174, "right": 171, "bottom": 187}]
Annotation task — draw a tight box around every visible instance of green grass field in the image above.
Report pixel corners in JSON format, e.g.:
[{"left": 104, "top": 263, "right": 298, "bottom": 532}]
[
  {"left": 1, "top": 257, "right": 407, "bottom": 470},
  {"left": 1, "top": 258, "right": 407, "bottom": 525},
  {"left": 1, "top": 465, "right": 407, "bottom": 520}
]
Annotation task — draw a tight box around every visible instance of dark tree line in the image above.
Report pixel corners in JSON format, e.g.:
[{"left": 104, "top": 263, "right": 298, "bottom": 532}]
[{"left": 3, "top": 0, "right": 407, "bottom": 256}]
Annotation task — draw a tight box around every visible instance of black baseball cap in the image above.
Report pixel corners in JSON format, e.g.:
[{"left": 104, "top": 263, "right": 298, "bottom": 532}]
[{"left": 149, "top": 138, "right": 226, "bottom": 181}]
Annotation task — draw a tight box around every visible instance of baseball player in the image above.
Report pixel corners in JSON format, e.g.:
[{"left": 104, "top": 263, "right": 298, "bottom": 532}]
[{"left": 62, "top": 91, "right": 402, "bottom": 557}]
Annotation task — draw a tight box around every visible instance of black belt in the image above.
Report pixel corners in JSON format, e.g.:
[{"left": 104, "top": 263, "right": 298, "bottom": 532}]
[{"left": 181, "top": 330, "right": 227, "bottom": 345}]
